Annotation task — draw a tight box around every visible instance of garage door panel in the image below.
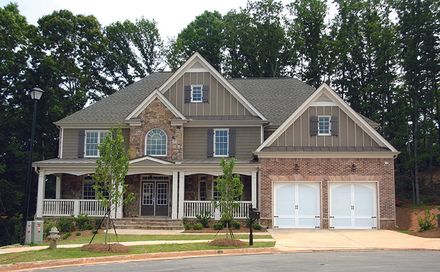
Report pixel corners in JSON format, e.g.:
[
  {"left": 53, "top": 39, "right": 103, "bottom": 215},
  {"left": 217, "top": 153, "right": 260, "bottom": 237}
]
[
  {"left": 353, "top": 184, "right": 376, "bottom": 217},
  {"left": 297, "top": 184, "right": 319, "bottom": 216},
  {"left": 275, "top": 184, "right": 295, "bottom": 215},
  {"left": 331, "top": 218, "right": 352, "bottom": 229},
  {"left": 331, "top": 184, "right": 351, "bottom": 217}
]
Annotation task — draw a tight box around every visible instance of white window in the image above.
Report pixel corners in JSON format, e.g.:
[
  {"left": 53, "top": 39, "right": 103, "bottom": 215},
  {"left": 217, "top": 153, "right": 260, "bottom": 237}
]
[
  {"left": 82, "top": 177, "right": 96, "bottom": 199},
  {"left": 85, "top": 130, "right": 109, "bottom": 158},
  {"left": 199, "top": 176, "right": 207, "bottom": 201},
  {"left": 214, "top": 129, "right": 229, "bottom": 157},
  {"left": 212, "top": 180, "right": 221, "bottom": 201},
  {"left": 145, "top": 128, "right": 167, "bottom": 156},
  {"left": 318, "top": 116, "right": 331, "bottom": 136},
  {"left": 191, "top": 85, "right": 203, "bottom": 102}
]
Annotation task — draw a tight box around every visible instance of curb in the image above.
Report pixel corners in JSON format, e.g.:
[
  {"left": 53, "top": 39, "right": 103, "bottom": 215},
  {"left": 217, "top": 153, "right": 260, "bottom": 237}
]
[{"left": 0, "top": 247, "right": 281, "bottom": 272}]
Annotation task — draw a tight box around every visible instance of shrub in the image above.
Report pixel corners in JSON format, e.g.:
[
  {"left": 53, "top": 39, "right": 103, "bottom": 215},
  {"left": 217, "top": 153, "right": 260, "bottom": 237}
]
[
  {"left": 57, "top": 217, "right": 75, "bottom": 233},
  {"left": 193, "top": 223, "right": 204, "bottom": 230},
  {"left": 62, "top": 232, "right": 71, "bottom": 240},
  {"left": 213, "top": 222, "right": 224, "bottom": 230},
  {"left": 231, "top": 221, "right": 241, "bottom": 230},
  {"left": 75, "top": 232, "right": 81, "bottom": 236},
  {"left": 92, "top": 229, "right": 99, "bottom": 235},
  {"left": 252, "top": 223, "right": 262, "bottom": 231},
  {"left": 74, "top": 214, "right": 91, "bottom": 231},
  {"left": 245, "top": 218, "right": 253, "bottom": 228},
  {"left": 418, "top": 208, "right": 436, "bottom": 232},
  {"left": 195, "top": 210, "right": 211, "bottom": 228},
  {"left": 184, "top": 223, "right": 193, "bottom": 230}
]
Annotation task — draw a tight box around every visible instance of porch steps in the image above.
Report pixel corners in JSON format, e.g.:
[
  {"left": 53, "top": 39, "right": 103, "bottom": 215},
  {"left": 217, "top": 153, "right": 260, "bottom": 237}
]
[{"left": 112, "top": 218, "right": 184, "bottom": 230}]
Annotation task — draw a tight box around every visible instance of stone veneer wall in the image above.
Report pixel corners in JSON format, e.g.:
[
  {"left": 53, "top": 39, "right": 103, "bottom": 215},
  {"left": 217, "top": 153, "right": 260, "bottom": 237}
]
[
  {"left": 124, "top": 175, "right": 141, "bottom": 217},
  {"left": 61, "top": 174, "right": 83, "bottom": 199},
  {"left": 259, "top": 158, "right": 396, "bottom": 229},
  {"left": 129, "top": 98, "right": 183, "bottom": 161}
]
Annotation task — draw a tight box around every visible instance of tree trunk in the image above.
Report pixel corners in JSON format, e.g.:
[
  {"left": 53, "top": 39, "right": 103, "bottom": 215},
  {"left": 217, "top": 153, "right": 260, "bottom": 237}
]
[{"left": 413, "top": 97, "right": 420, "bottom": 205}]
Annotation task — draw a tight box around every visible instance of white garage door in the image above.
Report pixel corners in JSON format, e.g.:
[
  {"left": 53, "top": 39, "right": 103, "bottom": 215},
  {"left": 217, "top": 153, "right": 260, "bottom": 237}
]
[
  {"left": 274, "top": 183, "right": 320, "bottom": 229},
  {"left": 329, "top": 182, "right": 377, "bottom": 229}
]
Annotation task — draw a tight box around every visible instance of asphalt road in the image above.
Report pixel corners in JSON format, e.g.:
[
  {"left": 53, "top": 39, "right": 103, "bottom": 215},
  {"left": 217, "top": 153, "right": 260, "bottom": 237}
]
[{"left": 43, "top": 251, "right": 440, "bottom": 272}]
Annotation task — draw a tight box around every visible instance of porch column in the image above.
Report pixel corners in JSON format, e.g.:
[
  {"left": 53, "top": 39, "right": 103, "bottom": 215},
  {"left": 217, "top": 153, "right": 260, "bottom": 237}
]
[
  {"left": 116, "top": 184, "right": 123, "bottom": 219},
  {"left": 55, "top": 175, "right": 61, "bottom": 199},
  {"left": 171, "top": 171, "right": 178, "bottom": 219},
  {"left": 251, "top": 170, "right": 257, "bottom": 208},
  {"left": 35, "top": 169, "right": 46, "bottom": 218},
  {"left": 178, "top": 171, "right": 185, "bottom": 219}
]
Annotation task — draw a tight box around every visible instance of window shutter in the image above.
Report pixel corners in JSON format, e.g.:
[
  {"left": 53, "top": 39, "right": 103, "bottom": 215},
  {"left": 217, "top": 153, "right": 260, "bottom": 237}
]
[
  {"left": 331, "top": 116, "right": 339, "bottom": 136},
  {"left": 202, "top": 85, "right": 209, "bottom": 103},
  {"left": 229, "top": 128, "right": 236, "bottom": 157},
  {"left": 78, "top": 130, "right": 85, "bottom": 158},
  {"left": 184, "top": 85, "right": 191, "bottom": 103},
  {"left": 207, "top": 129, "right": 214, "bottom": 158},
  {"left": 310, "top": 116, "right": 318, "bottom": 136}
]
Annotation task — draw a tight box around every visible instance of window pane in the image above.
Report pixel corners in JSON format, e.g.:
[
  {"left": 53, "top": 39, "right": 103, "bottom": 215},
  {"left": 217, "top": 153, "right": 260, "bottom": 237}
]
[
  {"left": 83, "top": 178, "right": 96, "bottom": 199},
  {"left": 85, "top": 132, "right": 99, "bottom": 157},
  {"left": 318, "top": 116, "right": 331, "bottom": 135},
  {"left": 191, "top": 85, "right": 203, "bottom": 102},
  {"left": 146, "top": 129, "right": 167, "bottom": 156},
  {"left": 214, "top": 129, "right": 228, "bottom": 156}
]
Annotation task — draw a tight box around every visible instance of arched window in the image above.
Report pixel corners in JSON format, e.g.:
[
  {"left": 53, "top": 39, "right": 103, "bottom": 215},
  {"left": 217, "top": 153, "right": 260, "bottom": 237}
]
[{"left": 145, "top": 129, "right": 167, "bottom": 156}]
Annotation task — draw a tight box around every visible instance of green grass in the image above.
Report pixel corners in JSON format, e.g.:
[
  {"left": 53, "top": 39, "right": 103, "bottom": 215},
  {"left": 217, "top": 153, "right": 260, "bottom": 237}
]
[
  {"left": 0, "top": 242, "right": 275, "bottom": 265},
  {"left": 47, "top": 233, "right": 272, "bottom": 245}
]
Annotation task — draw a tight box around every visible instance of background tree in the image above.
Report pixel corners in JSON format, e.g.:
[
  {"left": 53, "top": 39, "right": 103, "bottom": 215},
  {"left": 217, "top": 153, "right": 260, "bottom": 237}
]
[
  {"left": 167, "top": 11, "right": 224, "bottom": 70},
  {"left": 93, "top": 127, "right": 133, "bottom": 244},
  {"left": 214, "top": 159, "right": 243, "bottom": 240}
]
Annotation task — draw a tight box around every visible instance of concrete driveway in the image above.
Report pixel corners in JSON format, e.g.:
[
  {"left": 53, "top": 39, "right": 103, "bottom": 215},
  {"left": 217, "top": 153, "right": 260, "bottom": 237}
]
[{"left": 269, "top": 229, "right": 440, "bottom": 251}]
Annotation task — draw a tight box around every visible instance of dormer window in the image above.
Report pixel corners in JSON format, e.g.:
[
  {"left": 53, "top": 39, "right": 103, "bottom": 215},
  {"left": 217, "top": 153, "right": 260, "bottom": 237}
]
[
  {"left": 191, "top": 85, "right": 203, "bottom": 102},
  {"left": 318, "top": 116, "right": 331, "bottom": 136}
]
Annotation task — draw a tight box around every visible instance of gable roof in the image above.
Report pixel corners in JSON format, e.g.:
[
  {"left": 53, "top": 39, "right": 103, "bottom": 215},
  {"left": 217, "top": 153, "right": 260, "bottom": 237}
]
[
  {"left": 126, "top": 89, "right": 186, "bottom": 120},
  {"left": 255, "top": 83, "right": 398, "bottom": 153},
  {"left": 129, "top": 156, "right": 173, "bottom": 165},
  {"left": 158, "top": 53, "right": 267, "bottom": 121},
  {"left": 55, "top": 72, "right": 172, "bottom": 125}
]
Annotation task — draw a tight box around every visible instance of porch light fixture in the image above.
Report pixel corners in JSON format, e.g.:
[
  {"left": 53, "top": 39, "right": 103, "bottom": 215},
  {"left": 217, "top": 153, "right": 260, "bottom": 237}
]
[
  {"left": 29, "top": 87, "right": 44, "bottom": 101},
  {"left": 294, "top": 164, "right": 300, "bottom": 171}
]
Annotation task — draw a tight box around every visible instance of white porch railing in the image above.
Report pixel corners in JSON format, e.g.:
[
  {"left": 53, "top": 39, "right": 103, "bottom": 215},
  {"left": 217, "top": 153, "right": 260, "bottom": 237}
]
[
  {"left": 183, "top": 201, "right": 252, "bottom": 219},
  {"left": 43, "top": 199, "right": 106, "bottom": 217}
]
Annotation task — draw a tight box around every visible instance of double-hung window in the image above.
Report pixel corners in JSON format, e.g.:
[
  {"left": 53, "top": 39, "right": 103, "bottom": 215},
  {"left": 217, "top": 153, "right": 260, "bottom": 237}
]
[
  {"left": 85, "top": 130, "right": 109, "bottom": 157},
  {"left": 212, "top": 181, "right": 221, "bottom": 201},
  {"left": 83, "top": 177, "right": 96, "bottom": 199},
  {"left": 214, "top": 129, "right": 229, "bottom": 157},
  {"left": 191, "top": 85, "right": 203, "bottom": 102},
  {"left": 318, "top": 116, "right": 331, "bottom": 136}
]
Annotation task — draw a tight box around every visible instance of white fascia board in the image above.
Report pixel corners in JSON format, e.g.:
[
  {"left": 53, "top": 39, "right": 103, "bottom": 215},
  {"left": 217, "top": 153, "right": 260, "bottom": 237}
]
[
  {"left": 129, "top": 156, "right": 173, "bottom": 165},
  {"left": 158, "top": 52, "right": 267, "bottom": 121},
  {"left": 255, "top": 83, "right": 398, "bottom": 153},
  {"left": 125, "top": 89, "right": 186, "bottom": 121},
  {"left": 254, "top": 151, "right": 398, "bottom": 159}
]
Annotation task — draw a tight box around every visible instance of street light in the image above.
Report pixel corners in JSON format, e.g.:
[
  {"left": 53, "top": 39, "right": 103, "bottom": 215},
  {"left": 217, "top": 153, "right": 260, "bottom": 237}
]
[{"left": 23, "top": 87, "right": 44, "bottom": 229}]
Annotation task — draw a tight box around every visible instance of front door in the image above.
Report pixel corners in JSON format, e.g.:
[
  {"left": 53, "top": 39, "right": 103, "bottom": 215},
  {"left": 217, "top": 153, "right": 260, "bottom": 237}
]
[{"left": 141, "top": 175, "right": 170, "bottom": 216}]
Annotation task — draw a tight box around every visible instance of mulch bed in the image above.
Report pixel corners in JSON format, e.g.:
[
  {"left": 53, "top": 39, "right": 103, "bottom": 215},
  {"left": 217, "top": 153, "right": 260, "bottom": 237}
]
[
  {"left": 81, "top": 243, "right": 129, "bottom": 253},
  {"left": 208, "top": 238, "right": 247, "bottom": 247},
  {"left": 184, "top": 227, "right": 266, "bottom": 233},
  {"left": 411, "top": 229, "right": 440, "bottom": 238}
]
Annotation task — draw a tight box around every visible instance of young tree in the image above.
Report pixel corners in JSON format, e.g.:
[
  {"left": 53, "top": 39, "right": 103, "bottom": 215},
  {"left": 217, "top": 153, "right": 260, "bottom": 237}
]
[
  {"left": 214, "top": 158, "right": 243, "bottom": 240},
  {"left": 93, "top": 127, "right": 133, "bottom": 244}
]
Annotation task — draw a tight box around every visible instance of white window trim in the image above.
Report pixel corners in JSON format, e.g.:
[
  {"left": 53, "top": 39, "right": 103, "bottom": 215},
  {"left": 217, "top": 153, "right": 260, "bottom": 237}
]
[
  {"left": 84, "top": 130, "right": 109, "bottom": 158},
  {"left": 144, "top": 128, "right": 168, "bottom": 157},
  {"left": 190, "top": 84, "right": 203, "bottom": 103},
  {"left": 213, "top": 128, "right": 229, "bottom": 157},
  {"left": 317, "top": 115, "right": 332, "bottom": 136}
]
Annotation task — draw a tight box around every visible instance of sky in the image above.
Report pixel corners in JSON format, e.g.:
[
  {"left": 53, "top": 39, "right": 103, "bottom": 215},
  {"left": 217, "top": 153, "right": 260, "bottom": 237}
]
[{"left": 1, "top": 0, "right": 291, "bottom": 40}]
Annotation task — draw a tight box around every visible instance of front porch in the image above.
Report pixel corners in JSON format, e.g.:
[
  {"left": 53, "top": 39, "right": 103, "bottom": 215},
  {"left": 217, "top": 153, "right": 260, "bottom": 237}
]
[{"left": 37, "top": 167, "right": 258, "bottom": 221}]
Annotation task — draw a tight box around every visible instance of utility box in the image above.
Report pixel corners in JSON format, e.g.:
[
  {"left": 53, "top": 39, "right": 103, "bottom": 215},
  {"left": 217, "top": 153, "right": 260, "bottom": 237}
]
[{"left": 25, "top": 220, "right": 44, "bottom": 244}]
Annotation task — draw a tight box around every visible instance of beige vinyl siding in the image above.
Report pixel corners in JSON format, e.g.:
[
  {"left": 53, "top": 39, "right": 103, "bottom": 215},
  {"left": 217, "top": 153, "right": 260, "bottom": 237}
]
[
  {"left": 269, "top": 106, "right": 381, "bottom": 148},
  {"left": 183, "top": 127, "right": 260, "bottom": 160},
  {"left": 61, "top": 128, "right": 130, "bottom": 159},
  {"left": 163, "top": 72, "right": 252, "bottom": 116}
]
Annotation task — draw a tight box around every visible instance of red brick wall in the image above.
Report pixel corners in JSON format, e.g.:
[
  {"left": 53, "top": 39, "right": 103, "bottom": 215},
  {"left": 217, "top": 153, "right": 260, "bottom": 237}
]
[{"left": 259, "top": 157, "right": 396, "bottom": 229}]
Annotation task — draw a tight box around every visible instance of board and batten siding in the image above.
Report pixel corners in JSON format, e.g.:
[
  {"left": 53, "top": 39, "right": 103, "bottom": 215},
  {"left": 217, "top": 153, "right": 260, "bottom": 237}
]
[
  {"left": 183, "top": 127, "right": 260, "bottom": 160},
  {"left": 270, "top": 106, "right": 381, "bottom": 148},
  {"left": 61, "top": 128, "right": 130, "bottom": 159},
  {"left": 163, "top": 72, "right": 253, "bottom": 117}
]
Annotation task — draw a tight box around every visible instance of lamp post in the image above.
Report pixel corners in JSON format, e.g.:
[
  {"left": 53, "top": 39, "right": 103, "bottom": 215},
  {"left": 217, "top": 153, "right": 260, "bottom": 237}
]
[{"left": 23, "top": 87, "right": 44, "bottom": 226}]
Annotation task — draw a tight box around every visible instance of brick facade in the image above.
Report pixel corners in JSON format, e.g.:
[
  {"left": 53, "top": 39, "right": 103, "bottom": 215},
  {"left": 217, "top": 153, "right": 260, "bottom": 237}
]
[
  {"left": 259, "top": 157, "right": 396, "bottom": 229},
  {"left": 128, "top": 98, "right": 183, "bottom": 161}
]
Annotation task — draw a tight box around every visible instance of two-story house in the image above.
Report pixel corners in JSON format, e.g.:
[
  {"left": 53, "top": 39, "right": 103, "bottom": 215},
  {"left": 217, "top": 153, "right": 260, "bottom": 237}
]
[{"left": 33, "top": 53, "right": 398, "bottom": 229}]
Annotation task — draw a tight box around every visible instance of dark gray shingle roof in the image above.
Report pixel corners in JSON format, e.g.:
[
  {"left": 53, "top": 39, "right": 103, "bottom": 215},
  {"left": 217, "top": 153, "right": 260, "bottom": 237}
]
[
  {"left": 228, "top": 78, "right": 316, "bottom": 126},
  {"left": 55, "top": 72, "right": 173, "bottom": 124},
  {"left": 56, "top": 72, "right": 378, "bottom": 128}
]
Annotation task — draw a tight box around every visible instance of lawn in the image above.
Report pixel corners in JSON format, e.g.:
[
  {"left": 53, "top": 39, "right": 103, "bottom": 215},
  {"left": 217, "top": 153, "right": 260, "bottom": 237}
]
[
  {"left": 0, "top": 242, "right": 276, "bottom": 265},
  {"left": 46, "top": 232, "right": 273, "bottom": 245}
]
